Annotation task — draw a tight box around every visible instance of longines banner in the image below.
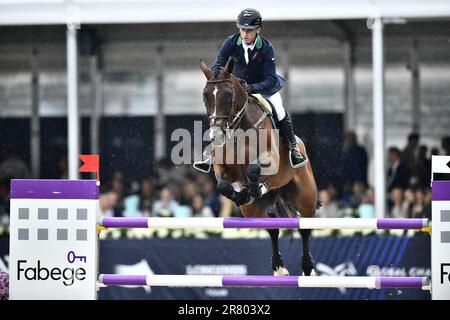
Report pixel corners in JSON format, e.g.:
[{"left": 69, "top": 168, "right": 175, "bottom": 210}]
[{"left": 0, "top": 235, "right": 431, "bottom": 300}]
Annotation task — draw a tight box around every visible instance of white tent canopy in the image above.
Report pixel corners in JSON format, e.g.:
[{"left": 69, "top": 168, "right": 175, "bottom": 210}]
[{"left": 0, "top": 0, "right": 449, "bottom": 26}]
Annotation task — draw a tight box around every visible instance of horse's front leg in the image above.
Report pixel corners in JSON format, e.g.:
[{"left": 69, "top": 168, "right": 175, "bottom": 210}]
[
  {"left": 246, "top": 163, "right": 262, "bottom": 199},
  {"left": 214, "top": 164, "right": 251, "bottom": 206},
  {"left": 217, "top": 179, "right": 251, "bottom": 206}
]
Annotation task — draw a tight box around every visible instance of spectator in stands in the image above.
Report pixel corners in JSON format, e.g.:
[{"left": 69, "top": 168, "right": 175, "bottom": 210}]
[
  {"left": 402, "top": 133, "right": 420, "bottom": 184},
  {"left": 350, "top": 181, "right": 367, "bottom": 209},
  {"left": 387, "top": 147, "right": 410, "bottom": 192},
  {"left": 416, "top": 145, "right": 431, "bottom": 189},
  {"left": 342, "top": 131, "right": 368, "bottom": 191},
  {"left": 317, "top": 189, "right": 342, "bottom": 218},
  {"left": 0, "top": 147, "right": 29, "bottom": 180},
  {"left": 109, "top": 170, "right": 125, "bottom": 216},
  {"left": 402, "top": 188, "right": 415, "bottom": 218},
  {"left": 123, "top": 182, "right": 141, "bottom": 217},
  {"left": 390, "top": 188, "right": 409, "bottom": 218},
  {"left": 342, "top": 180, "right": 365, "bottom": 210},
  {"left": 202, "top": 179, "right": 221, "bottom": 217},
  {"left": 154, "top": 158, "right": 171, "bottom": 188},
  {"left": 99, "top": 190, "right": 119, "bottom": 218},
  {"left": 358, "top": 187, "right": 375, "bottom": 218},
  {"left": 151, "top": 187, "right": 179, "bottom": 217},
  {"left": 191, "top": 194, "right": 214, "bottom": 217},
  {"left": 139, "top": 176, "right": 157, "bottom": 216},
  {"left": 170, "top": 183, "right": 183, "bottom": 204},
  {"left": 182, "top": 181, "right": 198, "bottom": 206},
  {"left": 174, "top": 204, "right": 192, "bottom": 218},
  {"left": 412, "top": 189, "right": 425, "bottom": 218}
]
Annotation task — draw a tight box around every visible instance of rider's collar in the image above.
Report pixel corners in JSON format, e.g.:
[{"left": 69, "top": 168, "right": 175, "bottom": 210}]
[{"left": 237, "top": 35, "right": 262, "bottom": 49}]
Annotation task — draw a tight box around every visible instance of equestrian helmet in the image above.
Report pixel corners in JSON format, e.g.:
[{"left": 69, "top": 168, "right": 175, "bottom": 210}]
[{"left": 236, "top": 8, "right": 262, "bottom": 29}]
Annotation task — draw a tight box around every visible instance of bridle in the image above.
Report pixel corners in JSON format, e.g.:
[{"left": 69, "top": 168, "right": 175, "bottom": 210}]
[{"left": 205, "top": 77, "right": 249, "bottom": 133}]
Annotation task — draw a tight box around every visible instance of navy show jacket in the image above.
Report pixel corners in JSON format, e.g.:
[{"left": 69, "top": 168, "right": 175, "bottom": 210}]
[{"left": 211, "top": 33, "right": 286, "bottom": 96}]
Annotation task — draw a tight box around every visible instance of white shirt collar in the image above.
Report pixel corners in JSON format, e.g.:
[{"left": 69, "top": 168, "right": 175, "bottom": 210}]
[{"left": 242, "top": 41, "right": 256, "bottom": 51}]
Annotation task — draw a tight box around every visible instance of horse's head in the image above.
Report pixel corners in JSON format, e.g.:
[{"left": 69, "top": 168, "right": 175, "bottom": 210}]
[{"left": 200, "top": 57, "right": 247, "bottom": 145}]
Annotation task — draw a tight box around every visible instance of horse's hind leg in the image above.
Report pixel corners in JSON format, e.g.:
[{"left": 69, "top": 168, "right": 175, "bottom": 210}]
[
  {"left": 267, "top": 229, "right": 289, "bottom": 276},
  {"left": 299, "top": 229, "right": 317, "bottom": 276}
]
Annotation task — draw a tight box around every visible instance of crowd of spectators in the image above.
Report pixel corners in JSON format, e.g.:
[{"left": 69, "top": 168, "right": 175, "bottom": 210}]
[
  {"left": 0, "top": 134, "right": 449, "bottom": 225},
  {"left": 97, "top": 164, "right": 240, "bottom": 219},
  {"left": 317, "top": 132, "right": 447, "bottom": 220}
]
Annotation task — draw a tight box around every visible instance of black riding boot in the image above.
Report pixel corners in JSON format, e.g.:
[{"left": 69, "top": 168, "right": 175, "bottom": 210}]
[
  {"left": 193, "top": 151, "right": 212, "bottom": 173},
  {"left": 279, "top": 112, "right": 307, "bottom": 168}
]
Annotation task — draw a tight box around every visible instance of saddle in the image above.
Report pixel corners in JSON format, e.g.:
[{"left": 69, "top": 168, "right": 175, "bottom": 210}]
[
  {"left": 251, "top": 94, "right": 273, "bottom": 114},
  {"left": 249, "top": 94, "right": 278, "bottom": 128}
]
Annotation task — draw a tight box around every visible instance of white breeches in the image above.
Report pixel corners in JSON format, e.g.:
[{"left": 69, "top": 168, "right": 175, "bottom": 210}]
[{"left": 263, "top": 92, "right": 286, "bottom": 121}]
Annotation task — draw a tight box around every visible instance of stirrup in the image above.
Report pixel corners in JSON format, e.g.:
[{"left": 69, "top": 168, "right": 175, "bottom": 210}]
[
  {"left": 193, "top": 156, "right": 212, "bottom": 173},
  {"left": 289, "top": 149, "right": 308, "bottom": 169}
]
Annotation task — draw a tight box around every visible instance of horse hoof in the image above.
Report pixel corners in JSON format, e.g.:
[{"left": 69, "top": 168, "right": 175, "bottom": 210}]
[
  {"left": 217, "top": 180, "right": 234, "bottom": 198},
  {"left": 302, "top": 269, "right": 317, "bottom": 277},
  {"left": 303, "top": 269, "right": 317, "bottom": 276},
  {"left": 274, "top": 266, "right": 289, "bottom": 276}
]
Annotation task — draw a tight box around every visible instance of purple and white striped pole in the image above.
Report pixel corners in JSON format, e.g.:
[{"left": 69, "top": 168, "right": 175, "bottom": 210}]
[
  {"left": 98, "top": 274, "right": 429, "bottom": 289},
  {"left": 99, "top": 217, "right": 429, "bottom": 230}
]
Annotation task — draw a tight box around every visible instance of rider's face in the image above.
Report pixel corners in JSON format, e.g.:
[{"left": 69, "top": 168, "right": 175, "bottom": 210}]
[{"left": 240, "top": 27, "right": 260, "bottom": 45}]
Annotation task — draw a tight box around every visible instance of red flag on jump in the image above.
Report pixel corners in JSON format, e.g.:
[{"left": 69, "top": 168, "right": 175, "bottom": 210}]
[{"left": 79, "top": 154, "right": 100, "bottom": 181}]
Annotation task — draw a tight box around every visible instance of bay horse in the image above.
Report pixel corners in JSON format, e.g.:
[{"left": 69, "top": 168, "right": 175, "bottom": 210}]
[{"left": 200, "top": 57, "right": 320, "bottom": 276}]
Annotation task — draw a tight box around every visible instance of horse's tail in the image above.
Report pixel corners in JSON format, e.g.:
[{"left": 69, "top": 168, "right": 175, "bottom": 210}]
[
  {"left": 274, "top": 192, "right": 299, "bottom": 219},
  {"left": 273, "top": 180, "right": 300, "bottom": 219},
  {"left": 273, "top": 186, "right": 300, "bottom": 240}
]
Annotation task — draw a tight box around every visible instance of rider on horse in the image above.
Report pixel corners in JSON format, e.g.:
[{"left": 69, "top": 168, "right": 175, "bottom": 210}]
[{"left": 194, "top": 8, "right": 306, "bottom": 173}]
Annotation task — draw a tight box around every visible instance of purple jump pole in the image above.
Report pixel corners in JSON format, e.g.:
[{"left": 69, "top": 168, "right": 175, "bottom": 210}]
[
  {"left": 101, "top": 217, "right": 149, "bottom": 228},
  {"left": 222, "top": 276, "right": 299, "bottom": 287},
  {"left": 376, "top": 218, "right": 427, "bottom": 229},
  {"left": 223, "top": 218, "right": 300, "bottom": 229},
  {"left": 377, "top": 277, "right": 428, "bottom": 289},
  {"left": 99, "top": 274, "right": 147, "bottom": 286}
]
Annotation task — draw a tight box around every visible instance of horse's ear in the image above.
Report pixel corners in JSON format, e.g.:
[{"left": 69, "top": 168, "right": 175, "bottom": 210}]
[
  {"left": 224, "top": 57, "right": 235, "bottom": 75},
  {"left": 200, "top": 60, "right": 213, "bottom": 80}
]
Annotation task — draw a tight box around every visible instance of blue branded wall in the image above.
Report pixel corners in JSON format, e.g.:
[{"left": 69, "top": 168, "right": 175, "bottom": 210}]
[{"left": 0, "top": 235, "right": 431, "bottom": 300}]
